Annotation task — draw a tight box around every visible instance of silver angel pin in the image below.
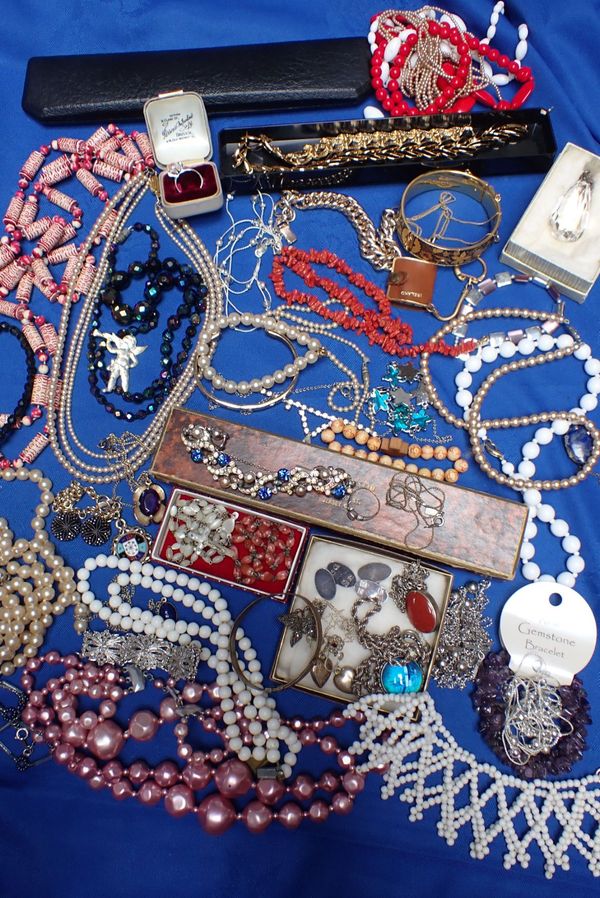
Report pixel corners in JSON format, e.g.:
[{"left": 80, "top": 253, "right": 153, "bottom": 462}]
[{"left": 93, "top": 330, "right": 147, "bottom": 393}]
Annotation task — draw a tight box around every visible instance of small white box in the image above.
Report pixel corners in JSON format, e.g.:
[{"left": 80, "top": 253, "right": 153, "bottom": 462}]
[
  {"left": 143, "top": 89, "right": 223, "bottom": 218},
  {"left": 501, "top": 142, "right": 600, "bottom": 302}
]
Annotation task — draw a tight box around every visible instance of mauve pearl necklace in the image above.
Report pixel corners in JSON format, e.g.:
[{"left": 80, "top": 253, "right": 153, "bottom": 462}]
[
  {"left": 76, "top": 554, "right": 302, "bottom": 775},
  {"left": 22, "top": 652, "right": 367, "bottom": 834}
]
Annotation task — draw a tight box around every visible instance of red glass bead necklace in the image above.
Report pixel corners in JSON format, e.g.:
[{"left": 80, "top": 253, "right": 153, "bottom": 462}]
[{"left": 369, "top": 9, "right": 534, "bottom": 116}]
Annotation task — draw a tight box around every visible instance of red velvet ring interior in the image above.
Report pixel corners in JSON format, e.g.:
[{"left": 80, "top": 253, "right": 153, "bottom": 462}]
[
  {"left": 156, "top": 492, "right": 307, "bottom": 598},
  {"left": 162, "top": 163, "right": 219, "bottom": 203}
]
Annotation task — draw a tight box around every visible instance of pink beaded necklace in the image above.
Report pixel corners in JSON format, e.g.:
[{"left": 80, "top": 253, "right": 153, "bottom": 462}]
[
  {"left": 23, "top": 651, "right": 367, "bottom": 834},
  {"left": 0, "top": 125, "right": 155, "bottom": 468}
]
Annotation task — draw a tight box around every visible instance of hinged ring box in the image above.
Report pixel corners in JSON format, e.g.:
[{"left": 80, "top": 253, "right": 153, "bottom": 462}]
[{"left": 143, "top": 89, "right": 223, "bottom": 218}]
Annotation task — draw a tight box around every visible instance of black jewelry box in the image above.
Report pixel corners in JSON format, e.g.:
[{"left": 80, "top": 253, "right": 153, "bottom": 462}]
[{"left": 219, "top": 108, "right": 556, "bottom": 193}]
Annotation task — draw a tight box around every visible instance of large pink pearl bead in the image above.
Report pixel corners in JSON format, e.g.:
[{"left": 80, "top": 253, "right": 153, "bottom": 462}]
[
  {"left": 213, "top": 759, "right": 253, "bottom": 798},
  {"left": 62, "top": 721, "right": 86, "bottom": 747},
  {"left": 277, "top": 802, "right": 303, "bottom": 829},
  {"left": 164, "top": 784, "right": 195, "bottom": 817},
  {"left": 320, "top": 735, "right": 338, "bottom": 754},
  {"left": 87, "top": 720, "right": 125, "bottom": 760},
  {"left": 299, "top": 728, "right": 317, "bottom": 746},
  {"left": 318, "top": 772, "right": 339, "bottom": 792},
  {"left": 182, "top": 759, "right": 212, "bottom": 790},
  {"left": 76, "top": 757, "right": 97, "bottom": 780},
  {"left": 342, "top": 771, "right": 365, "bottom": 795},
  {"left": 129, "top": 709, "right": 159, "bottom": 741},
  {"left": 336, "top": 750, "right": 353, "bottom": 769},
  {"left": 255, "top": 778, "right": 286, "bottom": 805},
  {"left": 89, "top": 773, "right": 105, "bottom": 791},
  {"left": 182, "top": 682, "right": 203, "bottom": 703},
  {"left": 44, "top": 723, "right": 62, "bottom": 742},
  {"left": 53, "top": 743, "right": 75, "bottom": 765},
  {"left": 308, "top": 800, "right": 330, "bottom": 823},
  {"left": 137, "top": 780, "right": 162, "bottom": 806},
  {"left": 80, "top": 710, "right": 98, "bottom": 730},
  {"left": 197, "top": 794, "right": 237, "bottom": 835},
  {"left": 103, "top": 760, "right": 124, "bottom": 782},
  {"left": 154, "top": 761, "right": 179, "bottom": 788},
  {"left": 331, "top": 792, "right": 353, "bottom": 815},
  {"left": 159, "top": 696, "right": 179, "bottom": 722},
  {"left": 291, "top": 774, "right": 315, "bottom": 801},
  {"left": 112, "top": 779, "right": 134, "bottom": 800},
  {"left": 242, "top": 800, "right": 273, "bottom": 833}
]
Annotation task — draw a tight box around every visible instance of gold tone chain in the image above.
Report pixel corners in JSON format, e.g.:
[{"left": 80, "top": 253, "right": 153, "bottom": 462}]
[{"left": 232, "top": 123, "right": 527, "bottom": 175}]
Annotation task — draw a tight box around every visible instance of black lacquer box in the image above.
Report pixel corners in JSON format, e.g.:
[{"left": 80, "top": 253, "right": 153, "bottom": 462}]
[{"left": 219, "top": 108, "right": 556, "bottom": 193}]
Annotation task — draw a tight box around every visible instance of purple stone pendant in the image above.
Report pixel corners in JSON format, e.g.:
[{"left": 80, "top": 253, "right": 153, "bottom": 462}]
[{"left": 132, "top": 480, "right": 167, "bottom": 526}]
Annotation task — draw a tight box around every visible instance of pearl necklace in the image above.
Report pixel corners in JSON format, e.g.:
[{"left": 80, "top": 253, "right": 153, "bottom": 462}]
[
  {"left": 451, "top": 325, "right": 600, "bottom": 584},
  {"left": 47, "top": 171, "right": 224, "bottom": 484},
  {"left": 196, "top": 311, "right": 323, "bottom": 400},
  {"left": 23, "top": 651, "right": 364, "bottom": 831},
  {"left": 75, "top": 555, "right": 302, "bottom": 775},
  {"left": 420, "top": 305, "right": 600, "bottom": 583},
  {"left": 0, "top": 466, "right": 76, "bottom": 676},
  {"left": 345, "top": 690, "right": 600, "bottom": 879}
]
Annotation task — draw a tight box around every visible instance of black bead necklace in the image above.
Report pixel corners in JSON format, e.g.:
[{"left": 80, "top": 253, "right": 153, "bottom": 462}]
[
  {"left": 87, "top": 222, "right": 207, "bottom": 422},
  {"left": 0, "top": 321, "right": 37, "bottom": 450}
]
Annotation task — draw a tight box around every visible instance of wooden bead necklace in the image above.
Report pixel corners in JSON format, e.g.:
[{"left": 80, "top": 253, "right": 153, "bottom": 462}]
[{"left": 320, "top": 418, "right": 468, "bottom": 483}]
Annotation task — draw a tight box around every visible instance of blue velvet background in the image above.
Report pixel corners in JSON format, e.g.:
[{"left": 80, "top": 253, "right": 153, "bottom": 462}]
[{"left": 0, "top": 2, "right": 599, "bottom": 896}]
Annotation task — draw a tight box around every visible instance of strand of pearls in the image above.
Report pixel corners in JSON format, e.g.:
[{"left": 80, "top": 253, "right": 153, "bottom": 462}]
[
  {"left": 455, "top": 328, "right": 599, "bottom": 584},
  {"left": 75, "top": 555, "right": 301, "bottom": 775},
  {"left": 196, "top": 312, "right": 322, "bottom": 397},
  {"left": 0, "top": 467, "right": 76, "bottom": 675},
  {"left": 47, "top": 172, "right": 224, "bottom": 483}
]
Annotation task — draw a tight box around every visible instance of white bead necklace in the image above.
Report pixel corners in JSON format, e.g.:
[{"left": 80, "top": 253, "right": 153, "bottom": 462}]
[
  {"left": 75, "top": 555, "right": 301, "bottom": 775},
  {"left": 345, "top": 690, "right": 600, "bottom": 880},
  {"left": 455, "top": 327, "right": 599, "bottom": 584}
]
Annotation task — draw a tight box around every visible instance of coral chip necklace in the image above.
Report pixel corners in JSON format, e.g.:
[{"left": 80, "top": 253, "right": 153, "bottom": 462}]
[{"left": 270, "top": 247, "right": 471, "bottom": 358}]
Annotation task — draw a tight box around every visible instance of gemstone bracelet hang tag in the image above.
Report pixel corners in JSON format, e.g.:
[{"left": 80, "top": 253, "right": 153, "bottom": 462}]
[{"left": 499, "top": 582, "right": 597, "bottom": 685}]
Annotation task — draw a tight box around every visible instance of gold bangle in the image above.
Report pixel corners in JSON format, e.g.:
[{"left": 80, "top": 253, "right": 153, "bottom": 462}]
[{"left": 396, "top": 170, "right": 502, "bottom": 267}]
